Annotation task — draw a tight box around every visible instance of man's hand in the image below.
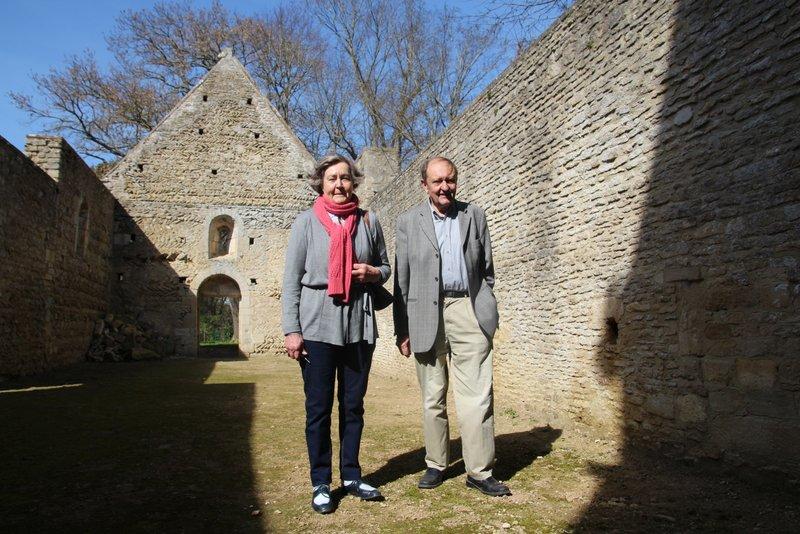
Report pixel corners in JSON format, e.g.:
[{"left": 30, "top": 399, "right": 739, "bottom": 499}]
[
  {"left": 285, "top": 333, "right": 306, "bottom": 360},
  {"left": 396, "top": 335, "right": 411, "bottom": 357},
  {"left": 352, "top": 263, "right": 380, "bottom": 283}
]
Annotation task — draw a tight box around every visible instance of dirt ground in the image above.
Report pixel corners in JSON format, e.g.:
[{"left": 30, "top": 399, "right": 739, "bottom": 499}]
[{"left": 1, "top": 356, "right": 798, "bottom": 533}]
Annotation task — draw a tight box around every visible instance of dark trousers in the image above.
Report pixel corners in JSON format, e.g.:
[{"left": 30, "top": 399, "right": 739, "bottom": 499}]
[{"left": 301, "top": 340, "right": 374, "bottom": 486}]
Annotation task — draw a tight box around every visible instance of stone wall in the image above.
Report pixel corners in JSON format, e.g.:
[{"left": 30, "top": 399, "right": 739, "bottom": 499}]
[
  {"left": 0, "top": 135, "right": 114, "bottom": 375},
  {"left": 370, "top": 0, "right": 800, "bottom": 473},
  {"left": 105, "top": 52, "right": 316, "bottom": 357}
]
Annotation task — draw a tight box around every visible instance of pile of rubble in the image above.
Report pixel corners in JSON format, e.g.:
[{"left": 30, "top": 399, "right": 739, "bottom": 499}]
[{"left": 85, "top": 314, "right": 171, "bottom": 362}]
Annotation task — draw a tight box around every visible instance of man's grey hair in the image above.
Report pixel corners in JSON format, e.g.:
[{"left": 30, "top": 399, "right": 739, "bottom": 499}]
[
  {"left": 420, "top": 156, "right": 458, "bottom": 182},
  {"left": 308, "top": 154, "right": 364, "bottom": 195}
]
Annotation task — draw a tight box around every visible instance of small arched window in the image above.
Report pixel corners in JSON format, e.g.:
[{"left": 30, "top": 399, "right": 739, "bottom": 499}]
[
  {"left": 75, "top": 199, "right": 89, "bottom": 257},
  {"left": 209, "top": 215, "right": 236, "bottom": 258}
]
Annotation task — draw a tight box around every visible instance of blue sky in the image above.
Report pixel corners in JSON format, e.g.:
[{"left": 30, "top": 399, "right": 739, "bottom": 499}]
[{"left": 0, "top": 0, "right": 546, "bottom": 154}]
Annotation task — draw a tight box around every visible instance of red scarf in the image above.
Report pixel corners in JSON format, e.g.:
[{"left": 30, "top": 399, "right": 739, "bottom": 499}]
[{"left": 312, "top": 194, "right": 360, "bottom": 303}]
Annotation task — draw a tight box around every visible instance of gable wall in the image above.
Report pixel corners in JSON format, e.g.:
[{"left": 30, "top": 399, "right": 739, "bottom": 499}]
[{"left": 105, "top": 56, "right": 316, "bottom": 357}]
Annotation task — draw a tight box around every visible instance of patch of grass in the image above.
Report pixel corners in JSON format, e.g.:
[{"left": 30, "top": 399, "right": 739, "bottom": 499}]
[{"left": 502, "top": 407, "right": 519, "bottom": 419}]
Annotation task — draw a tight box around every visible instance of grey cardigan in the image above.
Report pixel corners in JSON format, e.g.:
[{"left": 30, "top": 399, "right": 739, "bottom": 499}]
[{"left": 282, "top": 208, "right": 391, "bottom": 345}]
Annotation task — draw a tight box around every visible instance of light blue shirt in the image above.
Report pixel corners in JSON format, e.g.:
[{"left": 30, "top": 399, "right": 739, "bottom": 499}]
[{"left": 430, "top": 201, "right": 469, "bottom": 292}]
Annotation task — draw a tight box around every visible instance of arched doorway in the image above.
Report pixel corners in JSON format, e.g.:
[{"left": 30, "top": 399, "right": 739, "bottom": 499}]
[{"left": 197, "top": 274, "right": 241, "bottom": 359}]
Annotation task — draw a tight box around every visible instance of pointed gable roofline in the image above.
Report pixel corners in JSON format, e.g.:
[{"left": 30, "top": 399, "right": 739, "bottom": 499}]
[{"left": 106, "top": 48, "right": 315, "bottom": 183}]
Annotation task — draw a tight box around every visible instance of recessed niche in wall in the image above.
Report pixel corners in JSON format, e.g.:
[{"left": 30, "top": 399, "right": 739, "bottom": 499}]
[
  {"left": 129, "top": 233, "right": 137, "bottom": 243},
  {"left": 117, "top": 273, "right": 124, "bottom": 281},
  {"left": 605, "top": 317, "right": 619, "bottom": 345},
  {"left": 209, "top": 214, "right": 236, "bottom": 258}
]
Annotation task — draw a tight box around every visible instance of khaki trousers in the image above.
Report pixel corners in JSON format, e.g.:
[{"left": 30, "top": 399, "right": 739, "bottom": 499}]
[{"left": 414, "top": 296, "right": 495, "bottom": 480}]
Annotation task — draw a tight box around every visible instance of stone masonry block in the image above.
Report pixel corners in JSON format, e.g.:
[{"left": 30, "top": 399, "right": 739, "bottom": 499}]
[
  {"left": 664, "top": 266, "right": 703, "bottom": 283},
  {"left": 676, "top": 393, "right": 707, "bottom": 423},
  {"left": 702, "top": 357, "right": 734, "bottom": 388},
  {"left": 644, "top": 393, "right": 675, "bottom": 420},
  {"left": 735, "top": 358, "right": 777, "bottom": 390}
]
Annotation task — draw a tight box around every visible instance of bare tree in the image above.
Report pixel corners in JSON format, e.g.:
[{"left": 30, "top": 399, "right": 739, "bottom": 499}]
[
  {"left": 237, "top": 8, "right": 326, "bottom": 124},
  {"left": 480, "top": 0, "right": 572, "bottom": 51},
  {"left": 307, "top": 0, "right": 503, "bottom": 162},
  {"left": 10, "top": 53, "right": 169, "bottom": 160},
  {"left": 11, "top": 1, "right": 322, "bottom": 162},
  {"left": 12, "top": 0, "right": 512, "bottom": 163}
]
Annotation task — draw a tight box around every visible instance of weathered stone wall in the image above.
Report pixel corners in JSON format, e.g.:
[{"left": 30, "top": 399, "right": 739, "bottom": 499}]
[
  {"left": 0, "top": 135, "right": 114, "bottom": 375},
  {"left": 105, "top": 52, "right": 316, "bottom": 357},
  {"left": 370, "top": 0, "right": 800, "bottom": 473},
  {"left": 357, "top": 147, "right": 400, "bottom": 207}
]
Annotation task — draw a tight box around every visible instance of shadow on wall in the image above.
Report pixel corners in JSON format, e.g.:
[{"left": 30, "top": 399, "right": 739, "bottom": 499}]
[
  {"left": 110, "top": 202, "right": 255, "bottom": 359},
  {"left": 575, "top": 0, "right": 800, "bottom": 531},
  {"left": 0, "top": 360, "right": 265, "bottom": 531}
]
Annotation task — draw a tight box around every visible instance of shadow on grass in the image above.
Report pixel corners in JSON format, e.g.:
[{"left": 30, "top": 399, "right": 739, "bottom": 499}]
[
  {"left": 366, "top": 426, "right": 562, "bottom": 487},
  {"left": 0, "top": 359, "right": 265, "bottom": 532}
]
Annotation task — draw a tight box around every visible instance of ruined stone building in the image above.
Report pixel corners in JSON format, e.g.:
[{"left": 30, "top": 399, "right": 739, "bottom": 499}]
[
  {"left": 1, "top": 0, "right": 798, "bottom": 476},
  {"left": 104, "top": 50, "right": 316, "bottom": 358}
]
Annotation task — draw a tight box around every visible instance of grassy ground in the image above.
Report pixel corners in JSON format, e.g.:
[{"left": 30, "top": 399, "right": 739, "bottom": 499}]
[{"left": 1, "top": 356, "right": 798, "bottom": 533}]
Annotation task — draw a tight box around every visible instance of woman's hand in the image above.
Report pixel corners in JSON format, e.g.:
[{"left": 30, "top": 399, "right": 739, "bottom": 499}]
[
  {"left": 352, "top": 263, "right": 381, "bottom": 283},
  {"left": 285, "top": 333, "right": 306, "bottom": 360}
]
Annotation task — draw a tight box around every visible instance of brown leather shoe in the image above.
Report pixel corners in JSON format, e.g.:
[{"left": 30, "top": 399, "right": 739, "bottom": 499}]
[{"left": 466, "top": 476, "right": 511, "bottom": 496}]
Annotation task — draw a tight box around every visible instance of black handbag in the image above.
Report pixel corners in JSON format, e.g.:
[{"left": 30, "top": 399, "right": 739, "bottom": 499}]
[
  {"left": 371, "top": 285, "right": 394, "bottom": 311},
  {"left": 362, "top": 211, "right": 394, "bottom": 311}
]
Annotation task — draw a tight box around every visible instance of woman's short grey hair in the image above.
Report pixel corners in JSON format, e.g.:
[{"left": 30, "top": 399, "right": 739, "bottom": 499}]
[{"left": 308, "top": 154, "right": 364, "bottom": 195}]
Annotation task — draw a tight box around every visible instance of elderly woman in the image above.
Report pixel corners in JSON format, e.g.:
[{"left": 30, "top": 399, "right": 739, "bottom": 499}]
[{"left": 282, "top": 154, "right": 391, "bottom": 514}]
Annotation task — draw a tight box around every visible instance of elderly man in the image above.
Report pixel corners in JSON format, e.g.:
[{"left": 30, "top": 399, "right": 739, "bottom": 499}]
[{"left": 393, "top": 156, "right": 510, "bottom": 497}]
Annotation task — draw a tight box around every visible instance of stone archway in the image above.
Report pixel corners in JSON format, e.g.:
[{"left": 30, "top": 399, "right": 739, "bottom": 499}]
[{"left": 197, "top": 274, "right": 241, "bottom": 359}]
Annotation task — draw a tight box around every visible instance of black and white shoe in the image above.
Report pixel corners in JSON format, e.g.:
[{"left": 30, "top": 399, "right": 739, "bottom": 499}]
[
  {"left": 343, "top": 479, "right": 383, "bottom": 501},
  {"left": 311, "top": 484, "right": 335, "bottom": 514}
]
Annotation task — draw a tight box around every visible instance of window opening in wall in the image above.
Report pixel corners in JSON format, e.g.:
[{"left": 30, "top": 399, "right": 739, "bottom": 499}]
[
  {"left": 117, "top": 273, "right": 124, "bottom": 281},
  {"left": 75, "top": 199, "right": 89, "bottom": 257},
  {"left": 250, "top": 278, "right": 257, "bottom": 285},
  {"left": 178, "top": 276, "right": 188, "bottom": 283},
  {"left": 249, "top": 237, "right": 255, "bottom": 245},
  {"left": 246, "top": 97, "right": 253, "bottom": 105},
  {"left": 208, "top": 215, "right": 237, "bottom": 258},
  {"left": 211, "top": 169, "right": 218, "bottom": 175},
  {"left": 254, "top": 132, "right": 260, "bottom": 139},
  {"left": 605, "top": 317, "right": 619, "bottom": 345},
  {"left": 202, "top": 94, "right": 208, "bottom": 102},
  {"left": 129, "top": 233, "right": 136, "bottom": 243},
  {"left": 137, "top": 164, "right": 144, "bottom": 172},
  {"left": 198, "top": 128, "right": 204, "bottom": 135},
  {"left": 297, "top": 173, "right": 303, "bottom": 179}
]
